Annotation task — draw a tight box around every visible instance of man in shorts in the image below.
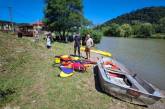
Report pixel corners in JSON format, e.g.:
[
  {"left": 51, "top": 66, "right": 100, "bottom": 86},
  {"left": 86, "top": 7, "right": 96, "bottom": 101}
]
[{"left": 85, "top": 34, "right": 94, "bottom": 59}]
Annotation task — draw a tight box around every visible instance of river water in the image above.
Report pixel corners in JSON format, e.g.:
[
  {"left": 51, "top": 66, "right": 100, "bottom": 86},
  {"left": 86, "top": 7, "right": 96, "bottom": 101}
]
[{"left": 96, "top": 37, "right": 165, "bottom": 90}]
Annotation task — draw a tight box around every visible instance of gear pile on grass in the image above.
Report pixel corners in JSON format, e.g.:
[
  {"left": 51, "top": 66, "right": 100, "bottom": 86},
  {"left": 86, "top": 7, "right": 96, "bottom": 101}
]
[{"left": 54, "top": 55, "right": 97, "bottom": 78}]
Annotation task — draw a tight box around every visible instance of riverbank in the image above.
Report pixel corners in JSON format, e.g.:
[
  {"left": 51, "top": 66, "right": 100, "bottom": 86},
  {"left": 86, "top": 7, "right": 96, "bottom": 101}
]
[
  {"left": 0, "top": 32, "right": 164, "bottom": 109},
  {"left": 105, "top": 33, "right": 165, "bottom": 39}
]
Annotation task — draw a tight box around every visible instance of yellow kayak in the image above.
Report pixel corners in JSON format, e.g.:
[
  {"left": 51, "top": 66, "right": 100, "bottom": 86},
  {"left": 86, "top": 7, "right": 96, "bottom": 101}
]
[
  {"left": 60, "top": 71, "right": 74, "bottom": 78},
  {"left": 80, "top": 47, "right": 112, "bottom": 57}
]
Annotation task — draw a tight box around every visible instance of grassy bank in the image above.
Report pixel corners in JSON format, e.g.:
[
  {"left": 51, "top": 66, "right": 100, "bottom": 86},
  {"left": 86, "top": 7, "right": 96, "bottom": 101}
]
[
  {"left": 106, "top": 33, "right": 165, "bottom": 39},
  {"left": 151, "top": 33, "right": 165, "bottom": 39},
  {"left": 0, "top": 32, "right": 164, "bottom": 109}
]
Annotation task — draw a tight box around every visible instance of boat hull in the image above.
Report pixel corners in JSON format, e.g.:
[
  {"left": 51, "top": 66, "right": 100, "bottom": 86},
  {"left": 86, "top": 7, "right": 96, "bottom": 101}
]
[{"left": 96, "top": 58, "right": 162, "bottom": 105}]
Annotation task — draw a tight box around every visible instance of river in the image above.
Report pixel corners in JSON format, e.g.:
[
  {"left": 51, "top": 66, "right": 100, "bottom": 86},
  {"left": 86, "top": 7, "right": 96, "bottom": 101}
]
[{"left": 96, "top": 37, "right": 165, "bottom": 90}]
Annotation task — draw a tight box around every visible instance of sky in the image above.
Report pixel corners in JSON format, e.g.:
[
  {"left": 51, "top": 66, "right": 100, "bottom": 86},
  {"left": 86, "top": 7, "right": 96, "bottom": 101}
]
[{"left": 0, "top": 0, "right": 165, "bottom": 24}]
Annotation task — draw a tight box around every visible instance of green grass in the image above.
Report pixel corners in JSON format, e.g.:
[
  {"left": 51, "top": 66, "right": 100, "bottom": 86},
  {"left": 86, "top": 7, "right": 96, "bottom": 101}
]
[{"left": 0, "top": 32, "right": 164, "bottom": 109}]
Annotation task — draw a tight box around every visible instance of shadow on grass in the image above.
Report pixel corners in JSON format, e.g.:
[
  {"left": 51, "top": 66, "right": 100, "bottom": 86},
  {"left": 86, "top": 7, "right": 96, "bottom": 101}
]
[
  {"left": 0, "top": 88, "right": 16, "bottom": 100},
  {"left": 93, "top": 65, "right": 104, "bottom": 93},
  {"left": 93, "top": 65, "right": 148, "bottom": 108}
]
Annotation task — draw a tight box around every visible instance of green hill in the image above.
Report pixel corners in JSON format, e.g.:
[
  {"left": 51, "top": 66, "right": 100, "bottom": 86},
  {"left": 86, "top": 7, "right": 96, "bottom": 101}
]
[{"left": 103, "top": 6, "right": 165, "bottom": 26}]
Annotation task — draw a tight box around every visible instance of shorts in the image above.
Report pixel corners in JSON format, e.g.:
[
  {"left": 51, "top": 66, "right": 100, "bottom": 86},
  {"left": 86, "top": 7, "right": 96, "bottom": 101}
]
[
  {"left": 74, "top": 44, "right": 80, "bottom": 49},
  {"left": 85, "top": 47, "right": 90, "bottom": 52},
  {"left": 47, "top": 45, "right": 51, "bottom": 49}
]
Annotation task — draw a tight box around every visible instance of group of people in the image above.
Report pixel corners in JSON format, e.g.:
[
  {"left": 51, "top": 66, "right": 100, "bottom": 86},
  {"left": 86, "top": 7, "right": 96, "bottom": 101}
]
[
  {"left": 43, "top": 31, "right": 94, "bottom": 59},
  {"left": 74, "top": 33, "right": 94, "bottom": 59}
]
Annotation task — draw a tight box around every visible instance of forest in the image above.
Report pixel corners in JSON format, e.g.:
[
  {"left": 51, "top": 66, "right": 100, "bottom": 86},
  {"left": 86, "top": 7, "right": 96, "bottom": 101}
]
[{"left": 96, "top": 7, "right": 165, "bottom": 38}]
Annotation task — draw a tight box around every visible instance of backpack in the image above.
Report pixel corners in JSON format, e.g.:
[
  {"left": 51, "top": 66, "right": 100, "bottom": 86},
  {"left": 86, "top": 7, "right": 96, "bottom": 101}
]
[{"left": 72, "top": 62, "right": 86, "bottom": 72}]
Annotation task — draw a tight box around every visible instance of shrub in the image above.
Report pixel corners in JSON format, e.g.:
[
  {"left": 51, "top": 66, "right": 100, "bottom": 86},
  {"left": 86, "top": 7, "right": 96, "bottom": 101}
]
[
  {"left": 81, "top": 28, "right": 103, "bottom": 44},
  {"left": 116, "top": 27, "right": 125, "bottom": 37},
  {"left": 158, "top": 17, "right": 165, "bottom": 33},
  {"left": 120, "top": 24, "right": 133, "bottom": 37},
  {"left": 137, "top": 23, "right": 154, "bottom": 37}
]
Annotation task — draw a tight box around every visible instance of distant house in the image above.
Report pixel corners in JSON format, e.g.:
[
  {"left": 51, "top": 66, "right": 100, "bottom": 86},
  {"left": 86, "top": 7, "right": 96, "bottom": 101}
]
[
  {"left": 16, "top": 21, "right": 44, "bottom": 37},
  {"left": 17, "top": 23, "right": 34, "bottom": 37},
  {"left": 32, "top": 21, "right": 44, "bottom": 30},
  {"left": 0, "top": 20, "right": 14, "bottom": 32}
]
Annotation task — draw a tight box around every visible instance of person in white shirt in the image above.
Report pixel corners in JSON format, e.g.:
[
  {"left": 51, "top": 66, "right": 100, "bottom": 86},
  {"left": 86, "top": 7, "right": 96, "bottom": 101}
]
[
  {"left": 46, "top": 32, "right": 52, "bottom": 49},
  {"left": 85, "top": 34, "right": 94, "bottom": 59},
  {"left": 34, "top": 29, "right": 39, "bottom": 42}
]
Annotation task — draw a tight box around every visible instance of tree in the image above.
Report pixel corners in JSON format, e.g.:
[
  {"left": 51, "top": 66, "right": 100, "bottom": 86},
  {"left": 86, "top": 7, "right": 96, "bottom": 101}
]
[
  {"left": 102, "top": 7, "right": 165, "bottom": 26},
  {"left": 44, "top": 0, "right": 83, "bottom": 38},
  {"left": 120, "top": 24, "right": 132, "bottom": 37},
  {"left": 158, "top": 17, "right": 165, "bottom": 33},
  {"left": 137, "top": 23, "right": 154, "bottom": 37},
  {"left": 103, "top": 23, "right": 120, "bottom": 36},
  {"left": 81, "top": 29, "right": 103, "bottom": 44},
  {"left": 101, "top": 26, "right": 110, "bottom": 36},
  {"left": 116, "top": 27, "right": 125, "bottom": 37}
]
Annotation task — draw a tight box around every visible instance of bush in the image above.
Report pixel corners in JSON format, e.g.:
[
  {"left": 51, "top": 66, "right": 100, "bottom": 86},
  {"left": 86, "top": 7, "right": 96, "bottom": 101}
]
[
  {"left": 120, "top": 24, "right": 133, "bottom": 37},
  {"left": 101, "top": 26, "right": 110, "bottom": 36},
  {"left": 132, "top": 24, "right": 142, "bottom": 35},
  {"left": 137, "top": 23, "right": 154, "bottom": 37},
  {"left": 114, "top": 24, "right": 133, "bottom": 37},
  {"left": 158, "top": 17, "right": 165, "bottom": 33},
  {"left": 108, "top": 23, "right": 120, "bottom": 36},
  {"left": 81, "top": 28, "right": 103, "bottom": 44},
  {"left": 116, "top": 27, "right": 125, "bottom": 37}
]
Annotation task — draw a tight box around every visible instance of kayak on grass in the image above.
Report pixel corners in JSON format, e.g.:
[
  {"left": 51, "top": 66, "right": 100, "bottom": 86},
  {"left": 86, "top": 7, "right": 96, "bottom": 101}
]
[
  {"left": 59, "top": 66, "right": 74, "bottom": 78},
  {"left": 80, "top": 47, "right": 112, "bottom": 57},
  {"left": 59, "top": 71, "right": 74, "bottom": 78},
  {"left": 54, "top": 54, "right": 98, "bottom": 78}
]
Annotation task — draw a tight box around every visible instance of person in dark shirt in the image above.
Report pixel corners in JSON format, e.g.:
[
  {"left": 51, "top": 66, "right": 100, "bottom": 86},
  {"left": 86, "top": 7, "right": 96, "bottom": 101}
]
[
  {"left": 74, "top": 33, "right": 81, "bottom": 57},
  {"left": 17, "top": 28, "right": 22, "bottom": 38}
]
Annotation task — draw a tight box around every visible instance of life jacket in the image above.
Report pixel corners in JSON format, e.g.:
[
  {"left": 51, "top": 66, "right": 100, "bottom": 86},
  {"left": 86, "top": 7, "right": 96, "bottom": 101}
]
[
  {"left": 60, "top": 55, "right": 72, "bottom": 61},
  {"left": 61, "top": 61, "right": 73, "bottom": 68},
  {"left": 104, "top": 61, "right": 120, "bottom": 70},
  {"left": 54, "top": 56, "right": 61, "bottom": 64},
  {"left": 72, "top": 62, "right": 86, "bottom": 72}
]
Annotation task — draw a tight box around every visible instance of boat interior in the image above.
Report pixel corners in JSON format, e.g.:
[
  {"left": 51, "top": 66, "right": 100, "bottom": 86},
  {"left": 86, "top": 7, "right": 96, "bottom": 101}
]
[{"left": 103, "top": 61, "right": 156, "bottom": 95}]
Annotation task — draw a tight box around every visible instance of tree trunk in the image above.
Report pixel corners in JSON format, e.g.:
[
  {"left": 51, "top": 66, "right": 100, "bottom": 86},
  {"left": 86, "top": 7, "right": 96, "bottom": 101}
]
[
  {"left": 63, "top": 30, "right": 66, "bottom": 42},
  {"left": 58, "top": 31, "right": 62, "bottom": 41}
]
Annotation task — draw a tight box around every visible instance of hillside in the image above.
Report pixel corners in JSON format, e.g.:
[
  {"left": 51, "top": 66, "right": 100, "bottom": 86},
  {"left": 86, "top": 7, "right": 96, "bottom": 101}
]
[{"left": 103, "top": 6, "right": 165, "bottom": 26}]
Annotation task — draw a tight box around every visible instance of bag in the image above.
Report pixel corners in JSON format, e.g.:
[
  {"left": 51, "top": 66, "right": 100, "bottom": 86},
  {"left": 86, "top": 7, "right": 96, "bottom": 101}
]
[
  {"left": 54, "top": 57, "right": 60, "bottom": 64},
  {"left": 72, "top": 62, "right": 86, "bottom": 72}
]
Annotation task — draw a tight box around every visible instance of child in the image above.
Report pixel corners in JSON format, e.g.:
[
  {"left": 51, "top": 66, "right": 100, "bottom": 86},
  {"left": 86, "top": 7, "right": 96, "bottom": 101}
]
[{"left": 46, "top": 32, "right": 52, "bottom": 49}]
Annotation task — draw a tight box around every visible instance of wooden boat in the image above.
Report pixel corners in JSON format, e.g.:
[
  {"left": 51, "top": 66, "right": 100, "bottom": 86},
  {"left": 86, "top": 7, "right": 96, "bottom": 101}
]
[{"left": 96, "top": 57, "right": 164, "bottom": 105}]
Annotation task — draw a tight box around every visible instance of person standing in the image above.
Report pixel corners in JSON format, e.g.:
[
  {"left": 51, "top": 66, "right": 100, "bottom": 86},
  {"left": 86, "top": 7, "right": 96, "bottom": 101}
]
[
  {"left": 74, "top": 33, "right": 81, "bottom": 57},
  {"left": 85, "top": 34, "right": 94, "bottom": 59},
  {"left": 46, "top": 32, "right": 52, "bottom": 49},
  {"left": 34, "top": 29, "right": 39, "bottom": 42},
  {"left": 17, "top": 28, "right": 22, "bottom": 38}
]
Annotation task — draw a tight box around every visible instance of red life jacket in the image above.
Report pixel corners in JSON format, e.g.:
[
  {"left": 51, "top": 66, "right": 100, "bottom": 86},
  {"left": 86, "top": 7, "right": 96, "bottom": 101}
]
[{"left": 72, "top": 62, "right": 86, "bottom": 72}]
